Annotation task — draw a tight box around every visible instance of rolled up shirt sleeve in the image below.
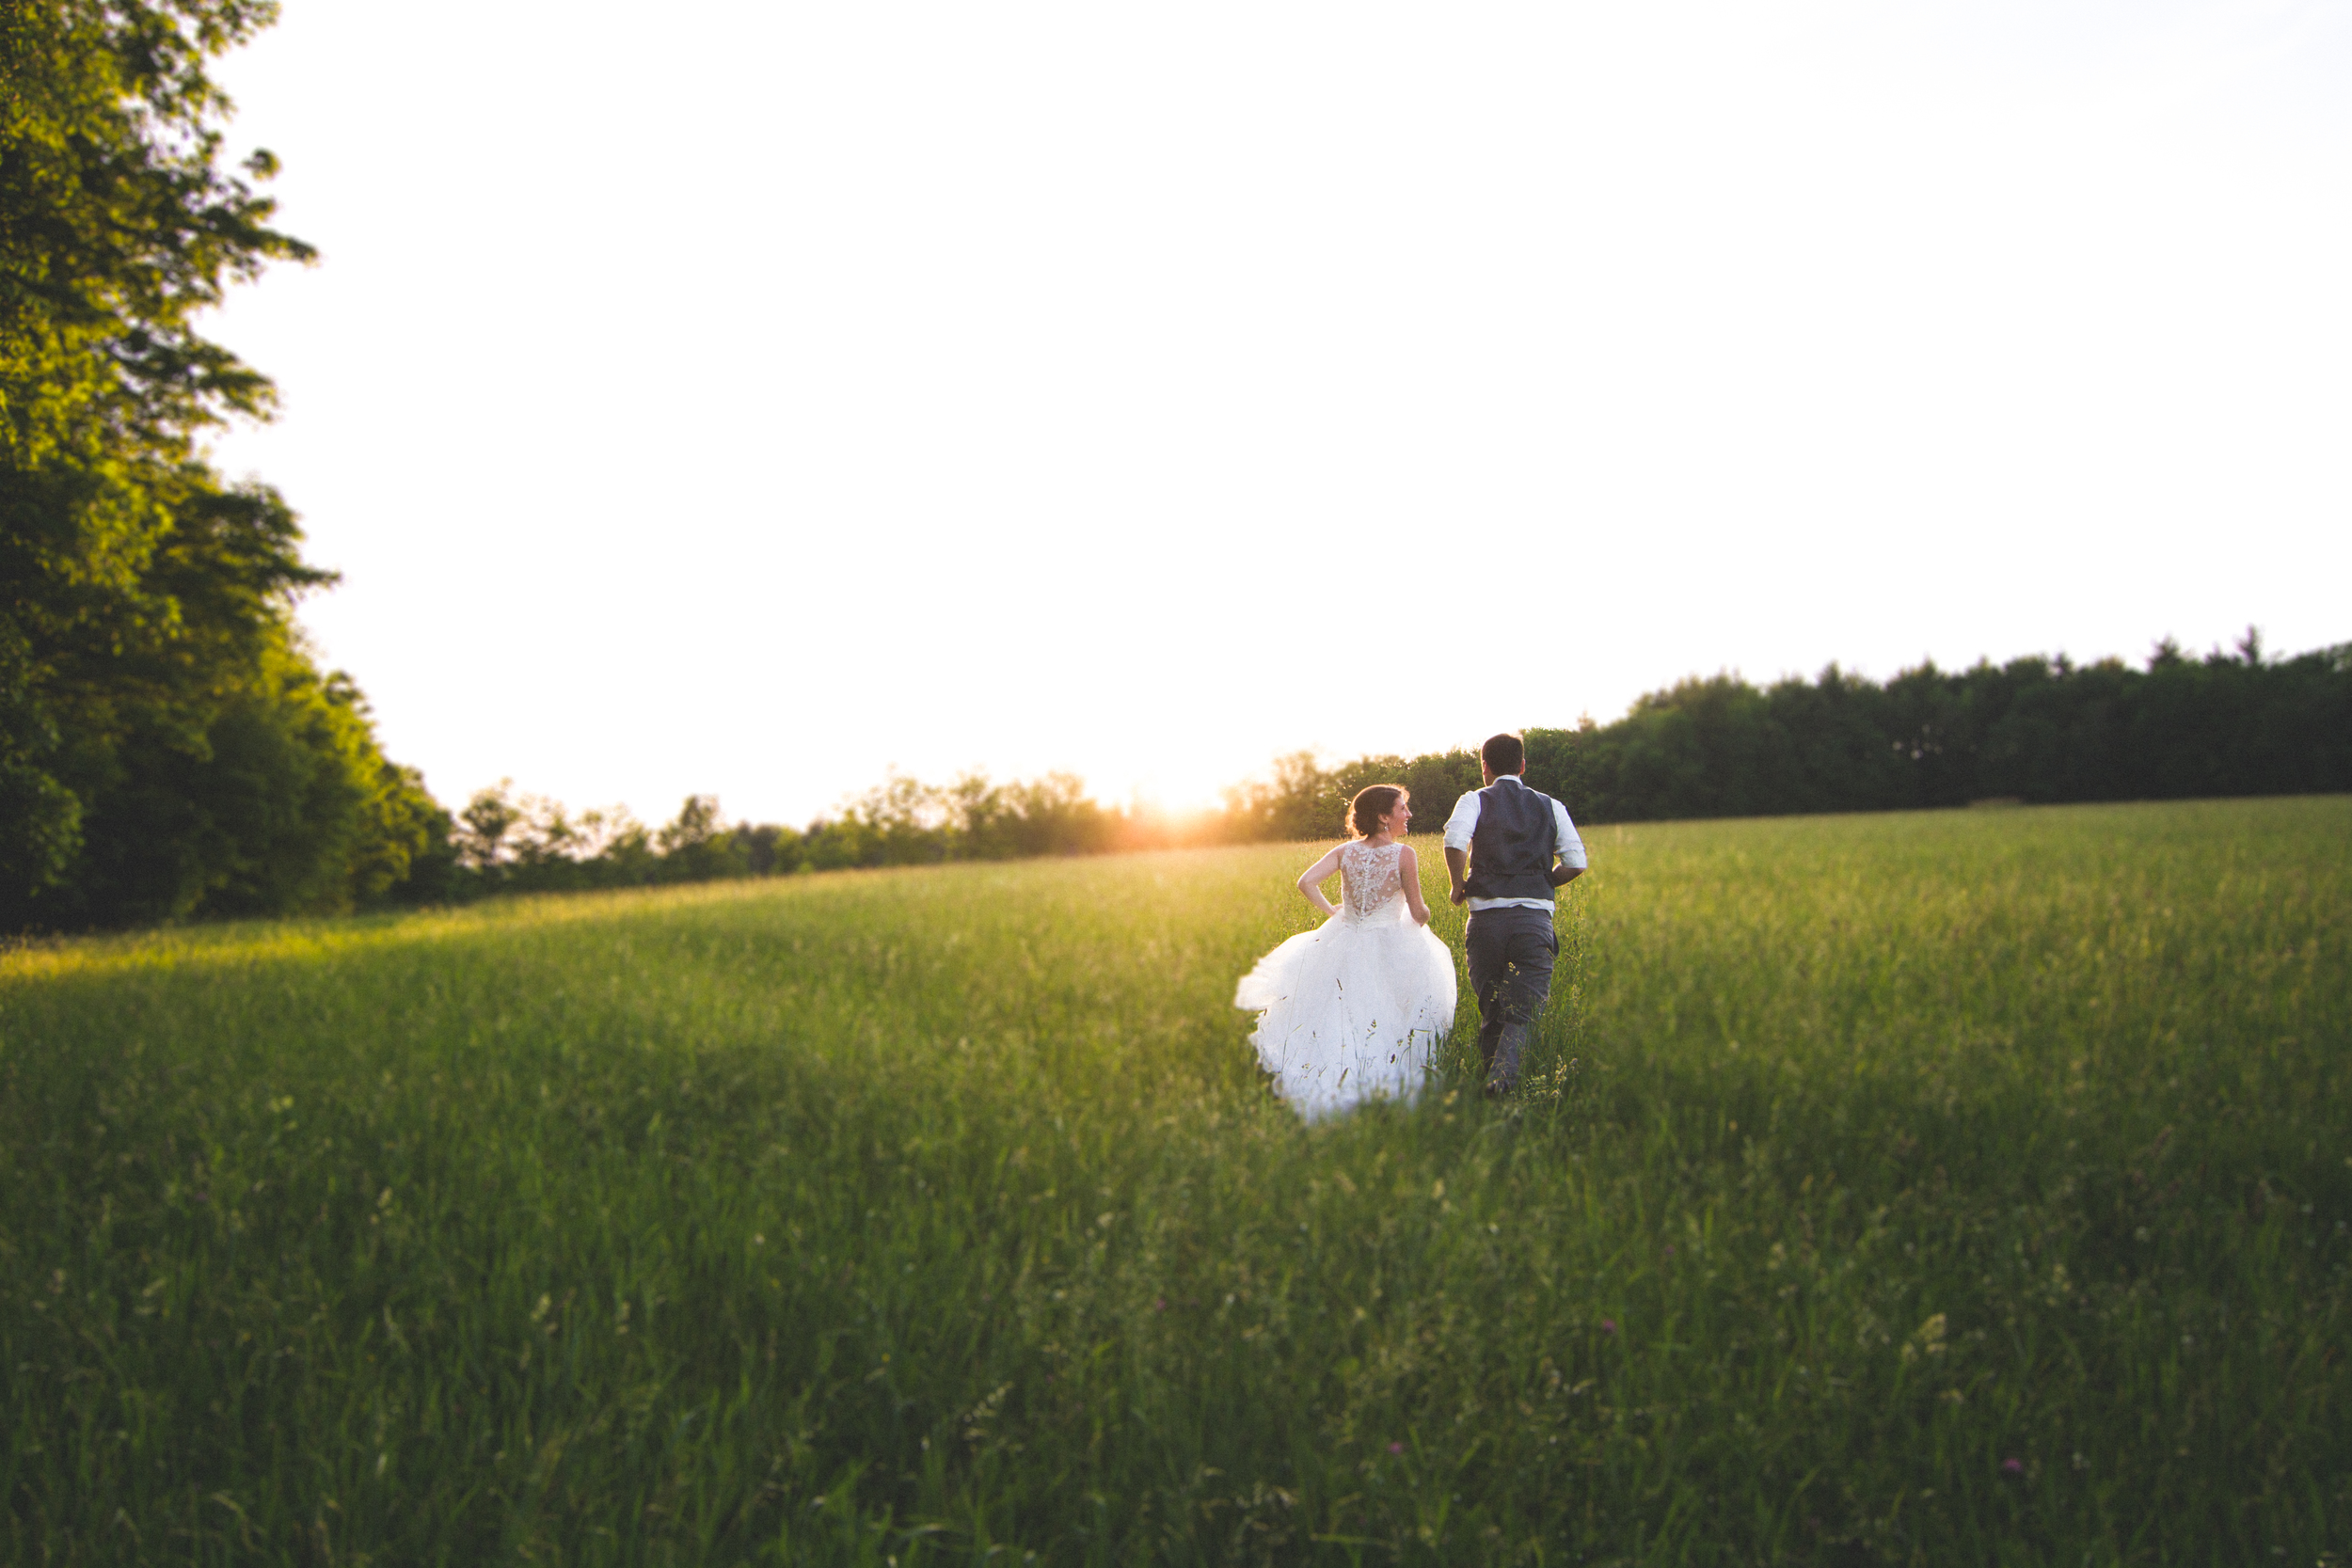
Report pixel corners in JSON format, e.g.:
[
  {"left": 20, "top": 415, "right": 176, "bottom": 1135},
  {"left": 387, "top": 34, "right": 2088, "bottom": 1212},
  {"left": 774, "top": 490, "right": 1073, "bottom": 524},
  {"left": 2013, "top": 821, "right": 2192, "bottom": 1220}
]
[
  {"left": 1553, "top": 800, "right": 1588, "bottom": 870},
  {"left": 1441, "top": 790, "right": 1482, "bottom": 852}
]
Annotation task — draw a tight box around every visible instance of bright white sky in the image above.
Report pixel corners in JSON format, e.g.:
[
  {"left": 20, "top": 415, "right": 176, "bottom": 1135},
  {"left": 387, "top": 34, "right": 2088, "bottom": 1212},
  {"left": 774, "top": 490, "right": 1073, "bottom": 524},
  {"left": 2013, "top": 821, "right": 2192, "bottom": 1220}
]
[{"left": 205, "top": 0, "right": 2352, "bottom": 827}]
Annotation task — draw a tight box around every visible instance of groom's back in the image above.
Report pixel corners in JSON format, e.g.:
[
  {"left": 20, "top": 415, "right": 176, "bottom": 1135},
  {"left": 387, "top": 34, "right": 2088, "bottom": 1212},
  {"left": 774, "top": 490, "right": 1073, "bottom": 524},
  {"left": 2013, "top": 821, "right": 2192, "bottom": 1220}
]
[{"left": 1465, "top": 779, "right": 1560, "bottom": 904}]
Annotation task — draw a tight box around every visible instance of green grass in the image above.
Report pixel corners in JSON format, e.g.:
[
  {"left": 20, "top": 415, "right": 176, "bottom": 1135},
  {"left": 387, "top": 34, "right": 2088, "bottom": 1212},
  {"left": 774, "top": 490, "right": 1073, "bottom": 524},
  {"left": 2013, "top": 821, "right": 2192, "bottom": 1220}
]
[{"left": 4, "top": 798, "right": 2347, "bottom": 1565}]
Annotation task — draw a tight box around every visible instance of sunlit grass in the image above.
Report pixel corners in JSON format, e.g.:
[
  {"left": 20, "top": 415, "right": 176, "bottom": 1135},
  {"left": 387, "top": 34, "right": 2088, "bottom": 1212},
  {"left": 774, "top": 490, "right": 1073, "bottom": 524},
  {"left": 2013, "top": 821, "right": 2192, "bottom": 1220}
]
[{"left": 4, "top": 800, "right": 2347, "bottom": 1564}]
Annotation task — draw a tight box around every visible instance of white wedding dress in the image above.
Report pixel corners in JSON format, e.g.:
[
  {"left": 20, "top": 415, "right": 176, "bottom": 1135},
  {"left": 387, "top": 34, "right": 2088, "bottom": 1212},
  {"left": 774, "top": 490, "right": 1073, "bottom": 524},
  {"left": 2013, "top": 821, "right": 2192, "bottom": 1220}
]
[{"left": 1233, "top": 840, "right": 1459, "bottom": 1120}]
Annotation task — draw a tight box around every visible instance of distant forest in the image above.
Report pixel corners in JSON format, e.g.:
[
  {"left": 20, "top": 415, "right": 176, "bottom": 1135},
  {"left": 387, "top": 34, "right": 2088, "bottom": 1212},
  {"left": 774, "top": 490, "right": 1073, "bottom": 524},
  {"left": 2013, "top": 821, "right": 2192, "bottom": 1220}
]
[
  {"left": 4, "top": 4, "right": 2346, "bottom": 933},
  {"left": 364, "top": 630, "right": 2352, "bottom": 908}
]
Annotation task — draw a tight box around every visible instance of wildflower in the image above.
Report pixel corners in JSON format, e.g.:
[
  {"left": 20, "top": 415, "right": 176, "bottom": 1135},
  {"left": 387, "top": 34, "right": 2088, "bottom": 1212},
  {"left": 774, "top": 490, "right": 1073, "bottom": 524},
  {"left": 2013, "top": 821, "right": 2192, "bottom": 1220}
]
[
  {"left": 1388, "top": 1442, "right": 1405, "bottom": 1454},
  {"left": 1600, "top": 1318, "right": 1617, "bottom": 1335},
  {"left": 1900, "top": 1313, "right": 1948, "bottom": 1363},
  {"left": 1663, "top": 1244, "right": 1677, "bottom": 1258},
  {"left": 2001, "top": 1457, "right": 2024, "bottom": 1476},
  {"left": 1153, "top": 1297, "right": 1167, "bottom": 1312}
]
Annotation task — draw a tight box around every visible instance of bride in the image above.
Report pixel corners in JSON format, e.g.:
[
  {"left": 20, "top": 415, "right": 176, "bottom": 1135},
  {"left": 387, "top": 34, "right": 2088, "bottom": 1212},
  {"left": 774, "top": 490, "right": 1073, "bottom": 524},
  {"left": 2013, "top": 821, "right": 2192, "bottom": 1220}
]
[{"left": 1233, "top": 784, "right": 1459, "bottom": 1120}]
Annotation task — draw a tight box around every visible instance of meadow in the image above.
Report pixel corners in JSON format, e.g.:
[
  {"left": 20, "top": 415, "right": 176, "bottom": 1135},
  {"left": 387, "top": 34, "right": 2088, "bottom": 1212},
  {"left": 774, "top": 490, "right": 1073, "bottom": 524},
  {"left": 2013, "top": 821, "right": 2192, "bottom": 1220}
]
[{"left": 3, "top": 798, "right": 2346, "bottom": 1565}]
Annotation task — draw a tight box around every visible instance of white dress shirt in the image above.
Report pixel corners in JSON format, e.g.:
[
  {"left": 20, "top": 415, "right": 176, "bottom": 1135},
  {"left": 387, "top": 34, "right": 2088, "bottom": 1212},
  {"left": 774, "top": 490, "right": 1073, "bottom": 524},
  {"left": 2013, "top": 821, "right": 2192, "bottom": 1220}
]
[{"left": 1441, "top": 776, "right": 1587, "bottom": 912}]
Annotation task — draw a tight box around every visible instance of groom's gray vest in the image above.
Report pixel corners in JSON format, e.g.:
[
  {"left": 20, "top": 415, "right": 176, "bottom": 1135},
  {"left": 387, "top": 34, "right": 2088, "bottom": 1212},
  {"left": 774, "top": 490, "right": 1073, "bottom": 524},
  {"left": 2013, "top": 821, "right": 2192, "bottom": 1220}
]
[{"left": 1464, "top": 777, "right": 1561, "bottom": 904}]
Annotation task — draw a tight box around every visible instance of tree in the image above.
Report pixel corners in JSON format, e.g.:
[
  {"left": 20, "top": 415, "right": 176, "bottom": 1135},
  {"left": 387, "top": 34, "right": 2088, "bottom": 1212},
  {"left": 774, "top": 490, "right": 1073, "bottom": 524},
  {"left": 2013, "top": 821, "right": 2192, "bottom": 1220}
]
[
  {"left": 453, "top": 782, "right": 525, "bottom": 872},
  {"left": 2, "top": 0, "right": 434, "bottom": 927},
  {"left": 1220, "top": 751, "right": 1338, "bottom": 842},
  {"left": 655, "top": 794, "right": 749, "bottom": 882}
]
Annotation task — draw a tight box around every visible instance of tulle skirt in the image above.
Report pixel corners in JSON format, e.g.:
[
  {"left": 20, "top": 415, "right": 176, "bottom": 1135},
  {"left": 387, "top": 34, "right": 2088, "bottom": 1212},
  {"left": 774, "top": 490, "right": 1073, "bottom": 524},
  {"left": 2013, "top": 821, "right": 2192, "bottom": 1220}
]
[{"left": 1233, "top": 913, "right": 1458, "bottom": 1121}]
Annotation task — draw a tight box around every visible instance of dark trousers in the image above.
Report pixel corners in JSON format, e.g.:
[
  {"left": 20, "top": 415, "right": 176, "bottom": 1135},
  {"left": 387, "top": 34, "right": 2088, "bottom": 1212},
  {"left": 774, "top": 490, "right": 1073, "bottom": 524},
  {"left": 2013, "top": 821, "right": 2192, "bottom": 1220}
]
[{"left": 1464, "top": 904, "right": 1556, "bottom": 1092}]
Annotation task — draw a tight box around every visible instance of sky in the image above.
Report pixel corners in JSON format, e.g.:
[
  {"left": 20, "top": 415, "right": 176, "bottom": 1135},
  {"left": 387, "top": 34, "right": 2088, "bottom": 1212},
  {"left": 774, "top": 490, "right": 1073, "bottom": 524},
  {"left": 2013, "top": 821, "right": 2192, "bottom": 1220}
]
[{"left": 202, "top": 0, "right": 2352, "bottom": 827}]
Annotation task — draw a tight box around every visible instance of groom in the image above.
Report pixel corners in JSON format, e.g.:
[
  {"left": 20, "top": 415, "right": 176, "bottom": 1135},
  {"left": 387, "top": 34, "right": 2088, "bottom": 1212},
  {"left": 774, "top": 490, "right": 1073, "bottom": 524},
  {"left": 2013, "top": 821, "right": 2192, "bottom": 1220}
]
[{"left": 1443, "top": 733, "right": 1588, "bottom": 1095}]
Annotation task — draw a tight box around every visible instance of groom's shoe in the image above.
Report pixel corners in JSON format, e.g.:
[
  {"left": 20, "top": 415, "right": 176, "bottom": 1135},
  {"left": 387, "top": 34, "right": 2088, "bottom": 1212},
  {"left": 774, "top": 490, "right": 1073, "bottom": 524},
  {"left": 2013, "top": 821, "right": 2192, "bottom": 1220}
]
[{"left": 1485, "top": 1023, "right": 1530, "bottom": 1097}]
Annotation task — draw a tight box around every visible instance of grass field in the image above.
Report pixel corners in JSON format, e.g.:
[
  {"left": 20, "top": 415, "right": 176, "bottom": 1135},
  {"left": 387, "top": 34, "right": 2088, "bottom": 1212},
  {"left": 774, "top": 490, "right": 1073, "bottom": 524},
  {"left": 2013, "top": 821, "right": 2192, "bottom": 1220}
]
[{"left": 3, "top": 798, "right": 2347, "bottom": 1565}]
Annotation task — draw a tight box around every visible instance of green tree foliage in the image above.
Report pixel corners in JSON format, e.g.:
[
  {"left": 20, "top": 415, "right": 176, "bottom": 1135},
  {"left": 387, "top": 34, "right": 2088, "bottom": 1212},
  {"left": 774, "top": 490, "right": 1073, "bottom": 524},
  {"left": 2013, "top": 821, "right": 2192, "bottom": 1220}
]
[
  {"left": 790, "top": 770, "right": 1120, "bottom": 870},
  {"left": 1208, "top": 633, "right": 2351, "bottom": 845},
  {"left": 1, "top": 0, "right": 437, "bottom": 928},
  {"left": 1218, "top": 750, "right": 1342, "bottom": 842},
  {"left": 433, "top": 773, "right": 1129, "bottom": 899},
  {"left": 1519, "top": 635, "right": 2352, "bottom": 823},
  {"left": 442, "top": 781, "right": 656, "bottom": 897}
]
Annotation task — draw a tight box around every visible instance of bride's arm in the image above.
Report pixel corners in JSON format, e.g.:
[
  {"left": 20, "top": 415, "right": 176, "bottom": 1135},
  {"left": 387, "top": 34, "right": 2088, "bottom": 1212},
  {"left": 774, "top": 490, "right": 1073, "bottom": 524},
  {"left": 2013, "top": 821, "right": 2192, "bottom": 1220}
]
[
  {"left": 1398, "top": 844, "right": 1432, "bottom": 925},
  {"left": 1295, "top": 845, "right": 1344, "bottom": 918}
]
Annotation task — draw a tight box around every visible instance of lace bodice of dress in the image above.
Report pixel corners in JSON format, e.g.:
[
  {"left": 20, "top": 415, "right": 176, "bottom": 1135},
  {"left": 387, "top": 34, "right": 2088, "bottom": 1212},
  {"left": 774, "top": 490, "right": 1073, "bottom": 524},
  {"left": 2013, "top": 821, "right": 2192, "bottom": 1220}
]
[{"left": 1339, "top": 841, "right": 1406, "bottom": 923}]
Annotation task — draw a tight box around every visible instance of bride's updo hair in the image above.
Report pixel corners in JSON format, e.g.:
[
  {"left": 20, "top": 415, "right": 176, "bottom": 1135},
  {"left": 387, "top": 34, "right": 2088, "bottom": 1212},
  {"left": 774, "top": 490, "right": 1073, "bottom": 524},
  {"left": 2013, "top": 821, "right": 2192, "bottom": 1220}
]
[{"left": 1348, "top": 784, "right": 1406, "bottom": 839}]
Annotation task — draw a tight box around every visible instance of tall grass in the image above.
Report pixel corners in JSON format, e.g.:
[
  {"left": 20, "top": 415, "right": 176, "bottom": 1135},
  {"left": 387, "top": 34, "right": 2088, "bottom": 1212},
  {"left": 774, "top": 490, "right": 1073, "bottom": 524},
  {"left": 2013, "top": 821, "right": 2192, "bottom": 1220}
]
[{"left": 3, "top": 798, "right": 2346, "bottom": 1564}]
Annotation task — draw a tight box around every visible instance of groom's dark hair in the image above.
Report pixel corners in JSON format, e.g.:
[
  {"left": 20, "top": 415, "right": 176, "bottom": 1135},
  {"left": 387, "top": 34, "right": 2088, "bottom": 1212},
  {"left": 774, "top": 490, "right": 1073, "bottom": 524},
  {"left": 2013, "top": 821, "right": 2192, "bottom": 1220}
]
[{"left": 1481, "top": 733, "right": 1526, "bottom": 775}]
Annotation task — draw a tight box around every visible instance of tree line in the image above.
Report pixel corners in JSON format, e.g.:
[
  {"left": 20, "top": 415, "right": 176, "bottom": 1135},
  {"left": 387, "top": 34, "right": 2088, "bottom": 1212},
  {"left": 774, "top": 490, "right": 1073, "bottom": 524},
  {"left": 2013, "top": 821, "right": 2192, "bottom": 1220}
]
[
  {"left": 1324, "top": 630, "right": 2352, "bottom": 834},
  {"left": 412, "top": 771, "right": 1144, "bottom": 900},
  {"left": 417, "top": 628, "right": 2347, "bottom": 901},
  {"left": 418, "top": 762, "right": 1439, "bottom": 897}
]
